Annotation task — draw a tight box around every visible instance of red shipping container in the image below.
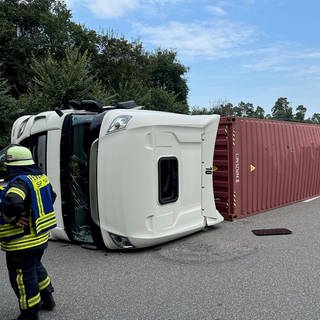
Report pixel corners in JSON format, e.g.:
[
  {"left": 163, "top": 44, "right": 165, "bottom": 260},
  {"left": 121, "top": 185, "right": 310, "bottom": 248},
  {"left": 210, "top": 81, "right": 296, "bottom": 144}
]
[{"left": 213, "top": 117, "right": 320, "bottom": 220}]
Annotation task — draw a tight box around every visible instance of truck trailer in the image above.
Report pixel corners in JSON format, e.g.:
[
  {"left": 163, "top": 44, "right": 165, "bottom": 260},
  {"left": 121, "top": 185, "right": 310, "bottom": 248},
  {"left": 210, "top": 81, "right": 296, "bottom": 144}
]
[
  {"left": 10, "top": 101, "right": 223, "bottom": 249},
  {"left": 214, "top": 116, "right": 320, "bottom": 220}
]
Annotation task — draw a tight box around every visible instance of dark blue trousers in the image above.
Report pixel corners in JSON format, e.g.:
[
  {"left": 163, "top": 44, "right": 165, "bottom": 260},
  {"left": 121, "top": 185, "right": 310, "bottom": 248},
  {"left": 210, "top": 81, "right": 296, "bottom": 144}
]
[{"left": 6, "top": 244, "right": 54, "bottom": 318}]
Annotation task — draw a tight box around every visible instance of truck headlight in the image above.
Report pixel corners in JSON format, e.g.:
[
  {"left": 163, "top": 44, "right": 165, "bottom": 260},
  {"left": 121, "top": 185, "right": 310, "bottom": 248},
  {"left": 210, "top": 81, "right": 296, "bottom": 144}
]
[
  {"left": 109, "top": 232, "right": 134, "bottom": 249},
  {"left": 107, "top": 115, "right": 132, "bottom": 134}
]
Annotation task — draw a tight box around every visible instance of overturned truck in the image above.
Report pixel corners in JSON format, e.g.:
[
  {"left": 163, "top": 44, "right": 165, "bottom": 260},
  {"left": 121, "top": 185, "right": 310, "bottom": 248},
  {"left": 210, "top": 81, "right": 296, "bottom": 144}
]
[{"left": 11, "top": 101, "right": 223, "bottom": 249}]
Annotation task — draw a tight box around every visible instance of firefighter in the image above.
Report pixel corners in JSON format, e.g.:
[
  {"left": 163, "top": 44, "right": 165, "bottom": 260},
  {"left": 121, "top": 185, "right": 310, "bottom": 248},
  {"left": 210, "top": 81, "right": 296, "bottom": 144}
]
[{"left": 0, "top": 145, "right": 57, "bottom": 320}]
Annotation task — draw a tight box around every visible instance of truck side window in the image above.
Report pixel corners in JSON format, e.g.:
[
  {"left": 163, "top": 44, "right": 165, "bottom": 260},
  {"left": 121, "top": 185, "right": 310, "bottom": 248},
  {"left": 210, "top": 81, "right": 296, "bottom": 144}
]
[
  {"left": 158, "top": 157, "right": 179, "bottom": 205},
  {"left": 20, "top": 133, "right": 47, "bottom": 173}
]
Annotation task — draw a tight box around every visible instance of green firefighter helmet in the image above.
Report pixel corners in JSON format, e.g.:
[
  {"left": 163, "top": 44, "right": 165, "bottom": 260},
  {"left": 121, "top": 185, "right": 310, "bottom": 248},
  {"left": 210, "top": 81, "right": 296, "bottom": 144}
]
[{"left": 3, "top": 145, "right": 35, "bottom": 166}]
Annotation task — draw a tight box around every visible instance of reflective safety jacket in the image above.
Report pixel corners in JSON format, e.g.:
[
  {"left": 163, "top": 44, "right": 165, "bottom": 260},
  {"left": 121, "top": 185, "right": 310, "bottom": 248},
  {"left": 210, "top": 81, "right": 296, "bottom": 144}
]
[{"left": 0, "top": 174, "right": 57, "bottom": 251}]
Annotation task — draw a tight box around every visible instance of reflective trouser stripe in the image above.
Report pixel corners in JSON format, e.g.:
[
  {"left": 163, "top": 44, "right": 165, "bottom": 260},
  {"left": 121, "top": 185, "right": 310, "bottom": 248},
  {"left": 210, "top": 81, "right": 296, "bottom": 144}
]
[
  {"left": 28, "top": 292, "right": 41, "bottom": 308},
  {"left": 17, "top": 269, "right": 27, "bottom": 310},
  {"left": 39, "top": 276, "right": 51, "bottom": 291},
  {"left": 15, "top": 270, "right": 41, "bottom": 310}
]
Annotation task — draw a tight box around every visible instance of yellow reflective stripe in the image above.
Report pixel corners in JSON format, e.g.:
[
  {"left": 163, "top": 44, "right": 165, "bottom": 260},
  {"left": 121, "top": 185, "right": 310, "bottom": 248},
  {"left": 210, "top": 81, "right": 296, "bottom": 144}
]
[
  {"left": 17, "top": 269, "right": 27, "bottom": 310},
  {"left": 39, "top": 277, "right": 50, "bottom": 291},
  {"left": 0, "top": 225, "right": 24, "bottom": 237},
  {"left": 36, "top": 212, "right": 56, "bottom": 226},
  {"left": 1, "top": 233, "right": 49, "bottom": 251},
  {"left": 36, "top": 219, "right": 57, "bottom": 234},
  {"left": 1, "top": 237, "right": 48, "bottom": 251},
  {"left": 38, "top": 188, "right": 45, "bottom": 217},
  {"left": 34, "top": 186, "right": 44, "bottom": 217},
  {"left": 28, "top": 175, "right": 45, "bottom": 217},
  {"left": 0, "top": 224, "right": 23, "bottom": 232},
  {"left": 27, "top": 175, "right": 49, "bottom": 188},
  {"left": 5, "top": 232, "right": 48, "bottom": 246},
  {"left": 6, "top": 187, "right": 26, "bottom": 200},
  {"left": 28, "top": 292, "right": 41, "bottom": 308},
  {"left": 35, "top": 212, "right": 56, "bottom": 234}
]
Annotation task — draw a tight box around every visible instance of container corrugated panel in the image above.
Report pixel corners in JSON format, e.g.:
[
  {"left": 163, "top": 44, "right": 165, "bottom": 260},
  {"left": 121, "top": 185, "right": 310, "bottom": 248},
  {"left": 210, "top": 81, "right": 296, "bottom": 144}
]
[{"left": 213, "top": 117, "right": 320, "bottom": 220}]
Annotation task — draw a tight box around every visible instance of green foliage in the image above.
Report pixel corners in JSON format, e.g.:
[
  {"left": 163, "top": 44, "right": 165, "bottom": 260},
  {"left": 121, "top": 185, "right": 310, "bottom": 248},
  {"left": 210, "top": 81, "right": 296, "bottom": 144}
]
[
  {"left": 143, "top": 87, "right": 189, "bottom": 114},
  {"left": 91, "top": 81, "right": 117, "bottom": 106},
  {"left": 112, "top": 79, "right": 189, "bottom": 114},
  {"left": 192, "top": 101, "right": 266, "bottom": 119},
  {"left": 255, "top": 106, "right": 265, "bottom": 119},
  {"left": 211, "top": 103, "right": 235, "bottom": 116},
  {"left": 0, "top": 77, "right": 18, "bottom": 148},
  {"left": 190, "top": 106, "right": 215, "bottom": 115},
  {"left": 116, "top": 79, "right": 151, "bottom": 105},
  {"left": 0, "top": 0, "right": 99, "bottom": 96},
  {"left": 271, "top": 97, "right": 293, "bottom": 121},
  {"left": 294, "top": 105, "right": 307, "bottom": 122},
  {"left": 93, "top": 35, "right": 149, "bottom": 91},
  {"left": 311, "top": 113, "right": 320, "bottom": 124},
  {"left": 147, "top": 49, "right": 189, "bottom": 103},
  {"left": 191, "top": 99, "right": 319, "bottom": 124},
  {"left": 238, "top": 102, "right": 254, "bottom": 117},
  {"left": 0, "top": 0, "right": 71, "bottom": 94},
  {"left": 31, "top": 47, "right": 94, "bottom": 108},
  {"left": 16, "top": 47, "right": 115, "bottom": 116},
  {"left": 91, "top": 35, "right": 189, "bottom": 106}
]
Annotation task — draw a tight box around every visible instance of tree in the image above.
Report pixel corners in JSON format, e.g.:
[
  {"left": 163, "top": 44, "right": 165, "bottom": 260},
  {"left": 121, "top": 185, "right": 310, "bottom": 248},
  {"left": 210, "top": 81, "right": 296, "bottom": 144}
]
[
  {"left": 211, "top": 102, "right": 235, "bottom": 116},
  {"left": 232, "top": 105, "right": 244, "bottom": 117},
  {"left": 32, "top": 47, "right": 94, "bottom": 108},
  {"left": 238, "top": 101, "right": 255, "bottom": 118},
  {"left": 271, "top": 97, "right": 293, "bottom": 121},
  {"left": 0, "top": 0, "right": 98, "bottom": 96},
  {"left": 143, "top": 87, "right": 189, "bottom": 114},
  {"left": 294, "top": 105, "right": 307, "bottom": 122},
  {"left": 311, "top": 113, "right": 320, "bottom": 124},
  {"left": 190, "top": 107, "right": 214, "bottom": 115},
  {"left": 19, "top": 47, "right": 113, "bottom": 114},
  {"left": 0, "top": 77, "right": 17, "bottom": 148},
  {"left": 147, "top": 49, "right": 189, "bottom": 103},
  {"left": 93, "top": 34, "right": 149, "bottom": 91},
  {"left": 91, "top": 34, "right": 190, "bottom": 112},
  {"left": 92, "top": 35, "right": 189, "bottom": 104},
  {"left": 255, "top": 106, "right": 265, "bottom": 119},
  {"left": 191, "top": 101, "right": 266, "bottom": 119},
  {"left": 265, "top": 114, "right": 272, "bottom": 119},
  {"left": 115, "top": 79, "right": 150, "bottom": 106}
]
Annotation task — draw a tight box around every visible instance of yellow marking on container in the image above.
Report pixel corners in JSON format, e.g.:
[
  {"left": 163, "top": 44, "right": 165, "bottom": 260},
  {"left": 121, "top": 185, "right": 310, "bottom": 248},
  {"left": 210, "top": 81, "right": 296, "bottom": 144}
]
[{"left": 250, "top": 164, "right": 256, "bottom": 172}]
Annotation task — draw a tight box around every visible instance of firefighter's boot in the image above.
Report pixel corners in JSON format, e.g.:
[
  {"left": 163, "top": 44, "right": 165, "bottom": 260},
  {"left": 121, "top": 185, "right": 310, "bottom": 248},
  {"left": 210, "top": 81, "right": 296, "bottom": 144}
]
[
  {"left": 13, "top": 313, "right": 40, "bottom": 320},
  {"left": 41, "top": 293, "right": 56, "bottom": 311}
]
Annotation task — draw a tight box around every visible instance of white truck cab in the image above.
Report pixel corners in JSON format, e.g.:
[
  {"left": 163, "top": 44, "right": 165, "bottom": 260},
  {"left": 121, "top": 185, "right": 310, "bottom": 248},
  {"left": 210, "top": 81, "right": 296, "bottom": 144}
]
[{"left": 11, "top": 101, "right": 223, "bottom": 249}]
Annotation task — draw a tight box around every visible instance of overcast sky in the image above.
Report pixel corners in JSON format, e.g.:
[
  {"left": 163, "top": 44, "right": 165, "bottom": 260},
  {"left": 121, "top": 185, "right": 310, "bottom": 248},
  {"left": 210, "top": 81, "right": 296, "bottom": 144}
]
[{"left": 65, "top": 0, "right": 320, "bottom": 117}]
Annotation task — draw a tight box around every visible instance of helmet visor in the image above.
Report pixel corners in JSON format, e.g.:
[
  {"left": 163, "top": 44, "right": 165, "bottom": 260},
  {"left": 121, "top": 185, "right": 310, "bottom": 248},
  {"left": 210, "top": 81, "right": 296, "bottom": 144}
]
[
  {"left": 0, "top": 144, "right": 17, "bottom": 164},
  {"left": 0, "top": 144, "right": 17, "bottom": 179}
]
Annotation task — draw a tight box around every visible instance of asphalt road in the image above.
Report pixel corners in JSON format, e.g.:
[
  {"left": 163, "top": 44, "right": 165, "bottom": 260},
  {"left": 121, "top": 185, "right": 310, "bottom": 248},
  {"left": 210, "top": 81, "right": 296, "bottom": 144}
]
[{"left": 1, "top": 197, "right": 320, "bottom": 320}]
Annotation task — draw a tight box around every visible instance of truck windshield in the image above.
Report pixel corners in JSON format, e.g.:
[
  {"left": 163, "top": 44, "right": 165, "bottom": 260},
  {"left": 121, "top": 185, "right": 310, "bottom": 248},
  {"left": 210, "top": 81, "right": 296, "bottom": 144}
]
[{"left": 61, "top": 114, "right": 96, "bottom": 244}]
